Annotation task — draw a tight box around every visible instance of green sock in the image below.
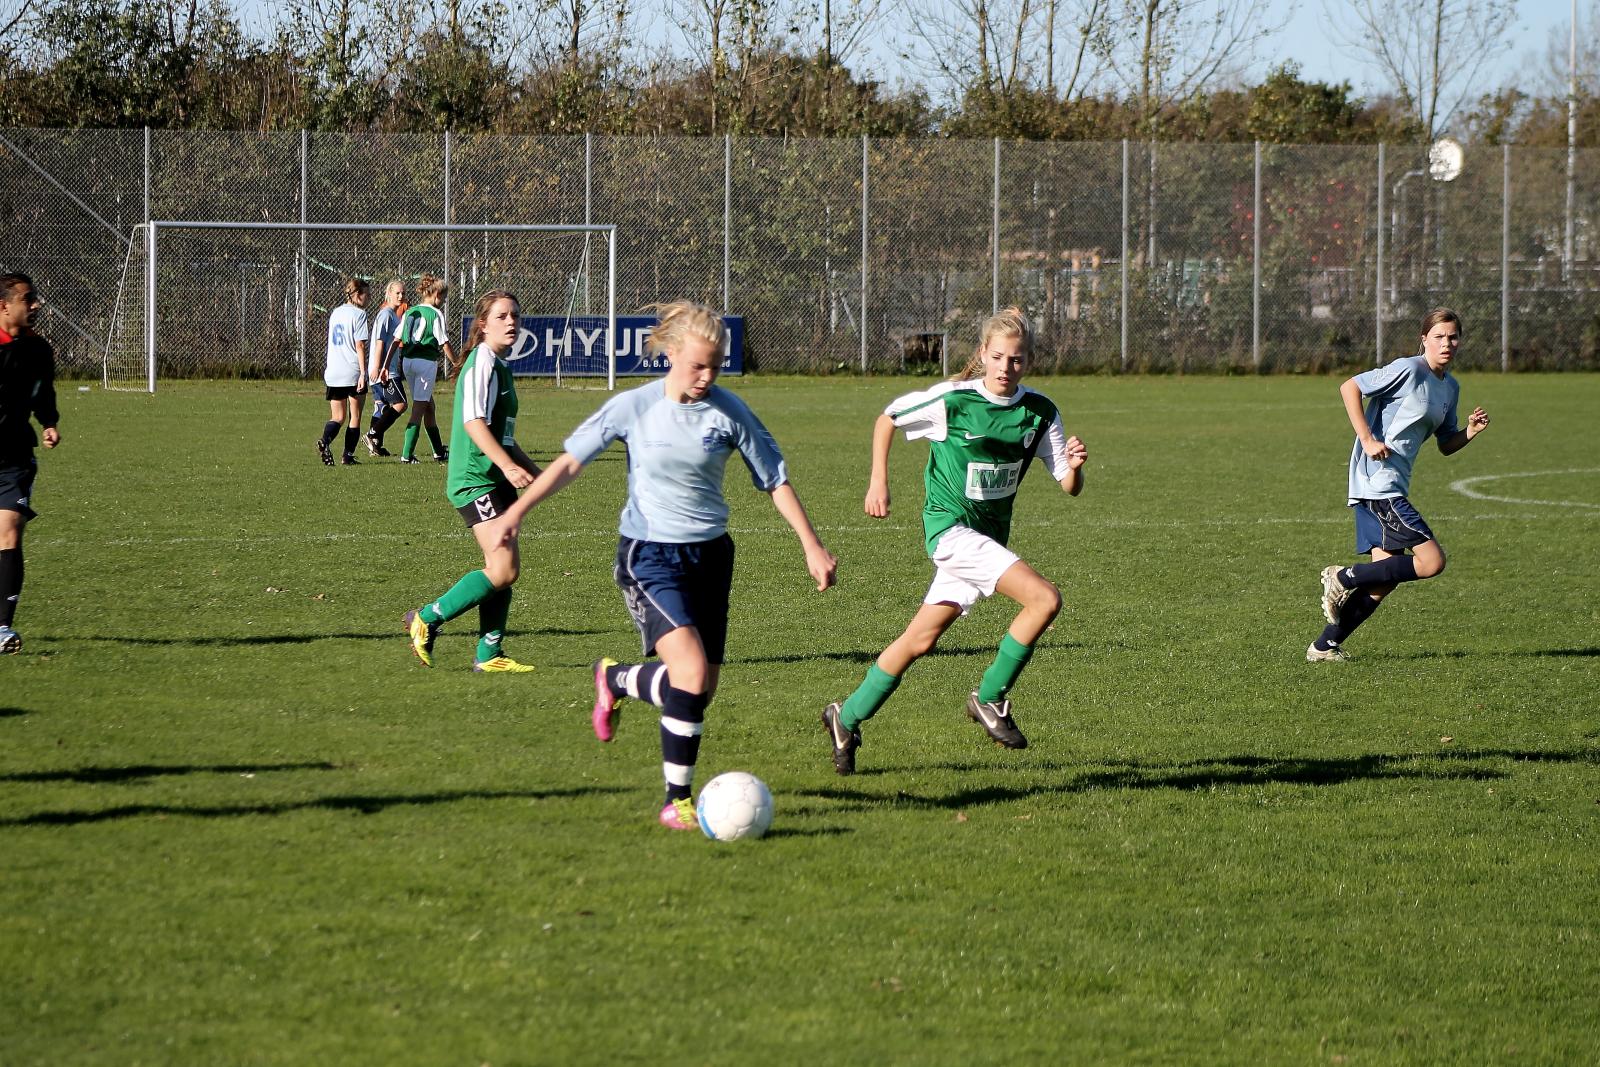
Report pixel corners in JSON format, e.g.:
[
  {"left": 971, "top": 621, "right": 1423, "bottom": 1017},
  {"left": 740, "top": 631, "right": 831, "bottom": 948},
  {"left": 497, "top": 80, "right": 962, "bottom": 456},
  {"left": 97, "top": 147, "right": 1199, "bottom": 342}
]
[
  {"left": 839, "top": 664, "right": 901, "bottom": 730},
  {"left": 421, "top": 570, "right": 496, "bottom": 625},
  {"left": 977, "top": 634, "right": 1035, "bottom": 704},
  {"left": 476, "top": 586, "right": 512, "bottom": 662},
  {"left": 402, "top": 424, "right": 420, "bottom": 459}
]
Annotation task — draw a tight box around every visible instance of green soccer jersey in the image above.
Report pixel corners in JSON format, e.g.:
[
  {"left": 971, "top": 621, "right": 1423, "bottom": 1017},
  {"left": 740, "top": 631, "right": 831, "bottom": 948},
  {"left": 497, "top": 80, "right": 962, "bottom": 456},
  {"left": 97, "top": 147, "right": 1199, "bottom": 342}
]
[
  {"left": 447, "top": 343, "right": 520, "bottom": 508},
  {"left": 885, "top": 380, "right": 1072, "bottom": 556},
  {"left": 398, "top": 303, "right": 448, "bottom": 362}
]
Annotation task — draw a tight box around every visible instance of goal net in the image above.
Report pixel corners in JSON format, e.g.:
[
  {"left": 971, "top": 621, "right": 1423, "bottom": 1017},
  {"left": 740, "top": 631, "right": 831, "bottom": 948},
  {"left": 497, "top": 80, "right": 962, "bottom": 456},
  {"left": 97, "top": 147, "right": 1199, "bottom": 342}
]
[{"left": 104, "top": 222, "right": 617, "bottom": 392}]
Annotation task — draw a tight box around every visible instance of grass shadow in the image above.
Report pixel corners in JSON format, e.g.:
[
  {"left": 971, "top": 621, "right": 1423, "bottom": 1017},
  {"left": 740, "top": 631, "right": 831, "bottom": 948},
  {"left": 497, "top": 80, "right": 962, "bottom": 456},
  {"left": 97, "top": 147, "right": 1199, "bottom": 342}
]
[
  {"left": 0, "top": 761, "right": 339, "bottom": 784},
  {"left": 0, "top": 707, "right": 28, "bottom": 719},
  {"left": 0, "top": 785, "right": 629, "bottom": 828},
  {"left": 744, "top": 643, "right": 1082, "bottom": 667},
  {"left": 50, "top": 627, "right": 617, "bottom": 648},
  {"left": 791, "top": 747, "right": 1600, "bottom": 813}
]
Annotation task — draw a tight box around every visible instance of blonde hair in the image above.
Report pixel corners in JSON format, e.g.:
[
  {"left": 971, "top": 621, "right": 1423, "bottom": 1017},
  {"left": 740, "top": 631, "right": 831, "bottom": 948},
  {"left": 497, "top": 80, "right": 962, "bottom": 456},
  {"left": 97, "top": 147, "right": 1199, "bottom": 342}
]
[
  {"left": 951, "top": 306, "right": 1033, "bottom": 381},
  {"left": 464, "top": 289, "right": 520, "bottom": 353},
  {"left": 342, "top": 276, "right": 369, "bottom": 302},
  {"left": 418, "top": 274, "right": 448, "bottom": 302},
  {"left": 645, "top": 300, "right": 727, "bottom": 359},
  {"left": 383, "top": 277, "right": 405, "bottom": 304}
]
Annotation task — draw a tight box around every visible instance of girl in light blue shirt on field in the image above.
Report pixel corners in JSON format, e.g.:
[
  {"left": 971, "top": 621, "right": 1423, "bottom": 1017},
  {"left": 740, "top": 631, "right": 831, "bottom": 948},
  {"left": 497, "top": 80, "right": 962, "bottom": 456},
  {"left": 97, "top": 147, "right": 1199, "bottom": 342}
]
[
  {"left": 1308, "top": 307, "right": 1492, "bottom": 662},
  {"left": 488, "top": 300, "right": 837, "bottom": 830}
]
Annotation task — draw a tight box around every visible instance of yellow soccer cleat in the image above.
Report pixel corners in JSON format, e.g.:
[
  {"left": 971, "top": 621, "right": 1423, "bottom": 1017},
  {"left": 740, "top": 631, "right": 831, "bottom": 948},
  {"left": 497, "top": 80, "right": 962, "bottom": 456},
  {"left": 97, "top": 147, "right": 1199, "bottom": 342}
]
[
  {"left": 473, "top": 655, "right": 536, "bottom": 674},
  {"left": 405, "top": 610, "right": 438, "bottom": 668}
]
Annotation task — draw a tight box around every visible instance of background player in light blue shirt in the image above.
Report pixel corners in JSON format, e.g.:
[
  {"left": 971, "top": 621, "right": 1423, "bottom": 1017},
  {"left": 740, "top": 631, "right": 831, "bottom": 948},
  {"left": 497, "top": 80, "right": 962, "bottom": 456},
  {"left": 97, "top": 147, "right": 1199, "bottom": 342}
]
[
  {"left": 1308, "top": 307, "right": 1492, "bottom": 661},
  {"left": 487, "top": 301, "right": 837, "bottom": 831}
]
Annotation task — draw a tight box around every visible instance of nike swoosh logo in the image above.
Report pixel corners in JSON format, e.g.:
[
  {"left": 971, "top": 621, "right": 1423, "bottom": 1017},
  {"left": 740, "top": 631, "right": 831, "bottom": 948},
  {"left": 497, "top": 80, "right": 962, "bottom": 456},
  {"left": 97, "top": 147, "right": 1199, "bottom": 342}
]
[
  {"left": 964, "top": 431, "right": 985, "bottom": 440},
  {"left": 976, "top": 705, "right": 999, "bottom": 727}
]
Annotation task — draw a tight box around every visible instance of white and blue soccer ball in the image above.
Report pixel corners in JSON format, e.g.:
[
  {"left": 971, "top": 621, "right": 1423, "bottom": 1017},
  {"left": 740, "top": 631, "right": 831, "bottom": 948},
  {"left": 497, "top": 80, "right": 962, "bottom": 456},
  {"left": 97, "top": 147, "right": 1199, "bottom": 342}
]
[{"left": 696, "top": 771, "right": 774, "bottom": 841}]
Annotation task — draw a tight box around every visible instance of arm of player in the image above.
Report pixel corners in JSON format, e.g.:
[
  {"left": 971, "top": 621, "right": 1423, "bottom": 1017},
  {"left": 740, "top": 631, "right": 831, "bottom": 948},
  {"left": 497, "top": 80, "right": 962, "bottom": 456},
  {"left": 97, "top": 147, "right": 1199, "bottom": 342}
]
[
  {"left": 463, "top": 418, "right": 534, "bottom": 488},
  {"left": 769, "top": 481, "right": 837, "bottom": 591},
  {"left": 1341, "top": 377, "right": 1388, "bottom": 460},
  {"left": 355, "top": 339, "right": 368, "bottom": 391},
  {"left": 1438, "top": 407, "right": 1490, "bottom": 455},
  {"left": 485, "top": 451, "right": 587, "bottom": 548},
  {"left": 1059, "top": 435, "right": 1087, "bottom": 495},
  {"left": 864, "top": 413, "right": 896, "bottom": 518},
  {"left": 506, "top": 441, "right": 542, "bottom": 479}
]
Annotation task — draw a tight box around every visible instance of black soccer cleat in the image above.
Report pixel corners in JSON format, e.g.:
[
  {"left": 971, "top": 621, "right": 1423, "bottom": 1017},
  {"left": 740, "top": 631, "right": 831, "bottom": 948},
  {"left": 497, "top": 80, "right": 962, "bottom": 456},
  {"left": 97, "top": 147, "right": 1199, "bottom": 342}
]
[
  {"left": 364, "top": 429, "right": 391, "bottom": 457},
  {"left": 821, "top": 701, "right": 862, "bottom": 776},
  {"left": 340, "top": 454, "right": 359, "bottom": 465},
  {"left": 432, "top": 448, "right": 449, "bottom": 464},
  {"left": 965, "top": 691, "right": 1028, "bottom": 749},
  {"left": 315, "top": 438, "right": 334, "bottom": 466}
]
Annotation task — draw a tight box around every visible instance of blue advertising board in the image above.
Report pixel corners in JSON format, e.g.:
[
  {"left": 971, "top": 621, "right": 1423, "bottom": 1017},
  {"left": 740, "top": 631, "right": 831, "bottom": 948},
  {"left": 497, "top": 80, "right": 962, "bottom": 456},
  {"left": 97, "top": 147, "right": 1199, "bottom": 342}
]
[{"left": 461, "top": 315, "right": 744, "bottom": 376}]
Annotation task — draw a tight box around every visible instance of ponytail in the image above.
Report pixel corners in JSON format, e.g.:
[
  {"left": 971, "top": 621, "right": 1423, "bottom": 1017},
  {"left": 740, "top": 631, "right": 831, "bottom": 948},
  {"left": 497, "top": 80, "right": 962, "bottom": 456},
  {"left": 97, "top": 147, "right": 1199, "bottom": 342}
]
[{"left": 951, "top": 306, "right": 1033, "bottom": 381}]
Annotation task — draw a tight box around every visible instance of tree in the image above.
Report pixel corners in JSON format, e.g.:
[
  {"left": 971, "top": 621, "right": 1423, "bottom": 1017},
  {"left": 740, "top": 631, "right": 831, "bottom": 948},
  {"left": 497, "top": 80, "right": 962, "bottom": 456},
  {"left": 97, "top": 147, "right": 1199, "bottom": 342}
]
[{"left": 1323, "top": 0, "right": 1518, "bottom": 141}]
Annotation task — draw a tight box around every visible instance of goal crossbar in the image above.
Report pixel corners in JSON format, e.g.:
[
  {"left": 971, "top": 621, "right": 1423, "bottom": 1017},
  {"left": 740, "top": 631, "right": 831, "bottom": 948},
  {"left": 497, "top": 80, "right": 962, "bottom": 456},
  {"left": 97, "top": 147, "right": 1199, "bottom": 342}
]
[{"left": 132, "top": 220, "right": 619, "bottom": 391}]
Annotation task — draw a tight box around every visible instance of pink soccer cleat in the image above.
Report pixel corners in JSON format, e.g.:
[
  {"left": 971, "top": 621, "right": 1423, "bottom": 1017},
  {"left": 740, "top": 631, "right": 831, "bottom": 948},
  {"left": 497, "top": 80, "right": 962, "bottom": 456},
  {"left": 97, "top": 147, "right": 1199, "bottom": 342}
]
[{"left": 591, "top": 657, "right": 622, "bottom": 741}]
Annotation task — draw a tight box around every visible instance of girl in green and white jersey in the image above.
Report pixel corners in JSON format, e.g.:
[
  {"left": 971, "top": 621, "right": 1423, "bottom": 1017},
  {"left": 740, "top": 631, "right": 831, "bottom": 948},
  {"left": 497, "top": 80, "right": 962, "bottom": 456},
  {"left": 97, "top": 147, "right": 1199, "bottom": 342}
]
[
  {"left": 405, "top": 289, "right": 541, "bottom": 673},
  {"left": 822, "top": 307, "right": 1089, "bottom": 774},
  {"left": 396, "top": 274, "right": 456, "bottom": 464}
]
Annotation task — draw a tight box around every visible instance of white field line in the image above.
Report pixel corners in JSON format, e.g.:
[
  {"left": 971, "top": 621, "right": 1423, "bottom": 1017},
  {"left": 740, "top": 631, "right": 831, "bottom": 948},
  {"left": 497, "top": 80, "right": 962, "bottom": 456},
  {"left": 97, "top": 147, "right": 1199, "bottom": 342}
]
[
  {"left": 72, "top": 509, "right": 1597, "bottom": 549},
  {"left": 1449, "top": 468, "right": 1600, "bottom": 510}
]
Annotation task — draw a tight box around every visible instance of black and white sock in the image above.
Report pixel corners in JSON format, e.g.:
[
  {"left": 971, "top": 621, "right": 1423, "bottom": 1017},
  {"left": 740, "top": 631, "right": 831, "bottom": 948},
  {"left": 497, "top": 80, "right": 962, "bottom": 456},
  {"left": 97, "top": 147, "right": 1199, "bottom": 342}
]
[
  {"left": 607, "top": 662, "right": 670, "bottom": 705},
  {"left": 0, "top": 547, "right": 21, "bottom": 628},
  {"left": 660, "top": 686, "right": 709, "bottom": 803}
]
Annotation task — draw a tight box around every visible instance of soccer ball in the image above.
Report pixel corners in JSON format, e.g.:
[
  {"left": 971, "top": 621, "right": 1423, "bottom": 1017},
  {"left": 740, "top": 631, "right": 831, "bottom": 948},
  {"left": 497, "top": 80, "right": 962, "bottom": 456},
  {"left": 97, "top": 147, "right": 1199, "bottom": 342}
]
[{"left": 695, "top": 771, "right": 774, "bottom": 841}]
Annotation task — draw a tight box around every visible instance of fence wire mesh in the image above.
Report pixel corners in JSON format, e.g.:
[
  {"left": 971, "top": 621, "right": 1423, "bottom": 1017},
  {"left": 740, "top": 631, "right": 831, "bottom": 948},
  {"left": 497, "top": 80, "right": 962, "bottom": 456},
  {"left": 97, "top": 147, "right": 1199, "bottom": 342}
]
[{"left": 3, "top": 129, "right": 1598, "bottom": 382}]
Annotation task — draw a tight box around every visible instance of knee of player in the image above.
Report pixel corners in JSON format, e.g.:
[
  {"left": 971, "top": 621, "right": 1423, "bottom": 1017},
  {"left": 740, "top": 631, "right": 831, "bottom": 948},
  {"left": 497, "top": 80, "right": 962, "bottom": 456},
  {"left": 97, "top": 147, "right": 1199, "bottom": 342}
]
[
  {"left": 1034, "top": 582, "right": 1063, "bottom": 618},
  {"left": 1417, "top": 552, "right": 1446, "bottom": 579},
  {"left": 486, "top": 561, "right": 519, "bottom": 588}
]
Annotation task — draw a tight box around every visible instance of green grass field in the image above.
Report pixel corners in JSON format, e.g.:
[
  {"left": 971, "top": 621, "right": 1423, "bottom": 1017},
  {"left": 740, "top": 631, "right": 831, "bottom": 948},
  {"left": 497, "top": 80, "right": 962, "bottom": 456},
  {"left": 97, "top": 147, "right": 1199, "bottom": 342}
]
[{"left": 4, "top": 373, "right": 1598, "bottom": 1065}]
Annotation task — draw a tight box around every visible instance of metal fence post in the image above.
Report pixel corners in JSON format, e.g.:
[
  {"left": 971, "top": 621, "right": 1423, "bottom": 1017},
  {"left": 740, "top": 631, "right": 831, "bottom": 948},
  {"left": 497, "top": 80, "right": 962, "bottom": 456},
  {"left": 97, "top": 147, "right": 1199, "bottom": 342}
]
[
  {"left": 861, "top": 134, "right": 869, "bottom": 374},
  {"left": 442, "top": 129, "right": 452, "bottom": 307},
  {"left": 724, "top": 133, "right": 732, "bottom": 311},
  {"left": 1253, "top": 140, "right": 1261, "bottom": 369},
  {"left": 585, "top": 132, "right": 593, "bottom": 313},
  {"left": 1503, "top": 143, "right": 1511, "bottom": 372},
  {"left": 992, "top": 137, "right": 1000, "bottom": 314},
  {"left": 142, "top": 126, "right": 150, "bottom": 228},
  {"left": 1120, "top": 139, "right": 1129, "bottom": 372},
  {"left": 1375, "top": 143, "right": 1385, "bottom": 366},
  {"left": 298, "top": 130, "right": 307, "bottom": 378}
]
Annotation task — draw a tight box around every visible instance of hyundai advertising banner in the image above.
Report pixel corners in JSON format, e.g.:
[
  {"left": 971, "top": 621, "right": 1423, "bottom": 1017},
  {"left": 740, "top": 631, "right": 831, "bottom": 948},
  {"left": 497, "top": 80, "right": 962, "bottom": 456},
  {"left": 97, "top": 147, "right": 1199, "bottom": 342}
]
[{"left": 461, "top": 315, "right": 744, "bottom": 376}]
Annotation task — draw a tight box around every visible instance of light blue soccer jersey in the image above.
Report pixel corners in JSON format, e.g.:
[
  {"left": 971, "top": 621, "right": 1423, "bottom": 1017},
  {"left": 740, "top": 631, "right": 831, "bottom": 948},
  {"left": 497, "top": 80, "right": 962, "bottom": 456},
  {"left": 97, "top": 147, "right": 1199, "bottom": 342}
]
[
  {"left": 369, "top": 305, "right": 401, "bottom": 377},
  {"left": 323, "top": 302, "right": 370, "bottom": 387},
  {"left": 563, "top": 380, "right": 788, "bottom": 543},
  {"left": 1347, "top": 355, "right": 1460, "bottom": 502}
]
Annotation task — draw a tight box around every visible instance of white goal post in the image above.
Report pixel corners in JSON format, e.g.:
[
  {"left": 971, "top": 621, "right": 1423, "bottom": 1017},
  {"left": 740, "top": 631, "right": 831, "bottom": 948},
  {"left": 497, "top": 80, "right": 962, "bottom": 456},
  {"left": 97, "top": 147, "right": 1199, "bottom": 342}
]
[{"left": 106, "top": 220, "right": 618, "bottom": 392}]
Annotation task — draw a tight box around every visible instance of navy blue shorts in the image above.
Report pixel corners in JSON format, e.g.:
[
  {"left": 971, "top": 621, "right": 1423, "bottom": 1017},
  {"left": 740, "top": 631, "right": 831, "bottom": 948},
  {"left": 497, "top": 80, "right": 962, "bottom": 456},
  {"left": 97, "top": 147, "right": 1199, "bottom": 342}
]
[
  {"left": 614, "top": 534, "right": 735, "bottom": 663},
  {"left": 0, "top": 459, "right": 38, "bottom": 521},
  {"left": 1354, "top": 497, "right": 1437, "bottom": 554},
  {"left": 371, "top": 377, "right": 407, "bottom": 415}
]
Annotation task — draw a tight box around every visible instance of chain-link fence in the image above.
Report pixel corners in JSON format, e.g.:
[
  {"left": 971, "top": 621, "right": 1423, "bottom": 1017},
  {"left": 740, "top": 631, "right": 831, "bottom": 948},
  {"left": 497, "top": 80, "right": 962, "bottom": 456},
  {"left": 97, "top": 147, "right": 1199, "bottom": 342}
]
[{"left": 2, "top": 128, "right": 1597, "bottom": 379}]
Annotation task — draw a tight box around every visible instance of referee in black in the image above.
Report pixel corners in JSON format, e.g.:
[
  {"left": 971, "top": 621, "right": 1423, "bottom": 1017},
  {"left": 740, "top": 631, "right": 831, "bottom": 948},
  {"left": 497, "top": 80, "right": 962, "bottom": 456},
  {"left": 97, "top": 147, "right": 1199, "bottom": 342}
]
[{"left": 0, "top": 273, "right": 59, "bottom": 654}]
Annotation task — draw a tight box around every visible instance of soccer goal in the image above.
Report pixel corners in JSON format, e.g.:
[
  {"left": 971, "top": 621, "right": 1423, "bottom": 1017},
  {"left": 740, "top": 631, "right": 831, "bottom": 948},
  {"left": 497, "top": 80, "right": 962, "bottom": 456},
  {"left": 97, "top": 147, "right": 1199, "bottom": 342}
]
[{"left": 104, "top": 221, "right": 618, "bottom": 392}]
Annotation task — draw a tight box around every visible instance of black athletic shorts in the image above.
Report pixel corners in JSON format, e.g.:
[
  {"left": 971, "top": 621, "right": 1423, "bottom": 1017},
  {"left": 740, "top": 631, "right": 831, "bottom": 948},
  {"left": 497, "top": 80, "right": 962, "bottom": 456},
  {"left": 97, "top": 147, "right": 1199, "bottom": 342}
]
[
  {"left": 0, "top": 458, "right": 38, "bottom": 521},
  {"left": 325, "top": 384, "right": 360, "bottom": 401},
  {"left": 456, "top": 484, "right": 517, "bottom": 528}
]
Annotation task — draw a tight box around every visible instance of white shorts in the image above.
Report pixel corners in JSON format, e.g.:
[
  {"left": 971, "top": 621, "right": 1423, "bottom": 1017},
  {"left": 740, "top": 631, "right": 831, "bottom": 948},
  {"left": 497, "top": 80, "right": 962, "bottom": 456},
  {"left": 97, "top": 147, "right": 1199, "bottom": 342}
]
[
  {"left": 404, "top": 356, "right": 438, "bottom": 403},
  {"left": 923, "top": 525, "right": 1021, "bottom": 615}
]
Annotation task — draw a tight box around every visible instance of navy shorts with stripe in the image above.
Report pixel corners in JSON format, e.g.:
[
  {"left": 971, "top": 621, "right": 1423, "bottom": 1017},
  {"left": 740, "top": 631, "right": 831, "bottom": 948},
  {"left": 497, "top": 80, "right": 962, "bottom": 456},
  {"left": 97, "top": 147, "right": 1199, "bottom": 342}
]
[
  {"left": 614, "top": 534, "right": 734, "bottom": 663},
  {"left": 1353, "top": 496, "right": 1436, "bottom": 554},
  {"left": 0, "top": 458, "right": 38, "bottom": 521},
  {"left": 370, "top": 377, "right": 407, "bottom": 416}
]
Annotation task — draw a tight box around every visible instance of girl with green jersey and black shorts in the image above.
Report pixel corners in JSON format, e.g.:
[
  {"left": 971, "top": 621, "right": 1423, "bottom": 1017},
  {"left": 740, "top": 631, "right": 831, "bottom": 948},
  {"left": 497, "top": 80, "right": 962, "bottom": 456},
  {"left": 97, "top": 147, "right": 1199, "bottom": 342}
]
[
  {"left": 822, "top": 307, "right": 1088, "bottom": 774},
  {"left": 405, "top": 290, "right": 541, "bottom": 673},
  {"left": 396, "top": 274, "right": 456, "bottom": 464}
]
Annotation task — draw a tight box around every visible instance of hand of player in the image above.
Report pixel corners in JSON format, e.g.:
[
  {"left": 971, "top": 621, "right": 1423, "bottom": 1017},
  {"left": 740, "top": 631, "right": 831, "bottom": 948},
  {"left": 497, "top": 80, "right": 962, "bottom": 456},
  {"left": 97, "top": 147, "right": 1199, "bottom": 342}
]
[
  {"left": 1361, "top": 436, "right": 1390, "bottom": 460},
  {"left": 484, "top": 515, "right": 520, "bottom": 550},
  {"left": 504, "top": 465, "right": 533, "bottom": 489},
  {"left": 41, "top": 427, "right": 59, "bottom": 449},
  {"left": 1064, "top": 434, "right": 1087, "bottom": 469},
  {"left": 1466, "top": 407, "right": 1490, "bottom": 437},
  {"left": 864, "top": 482, "right": 890, "bottom": 518},
  {"left": 805, "top": 544, "right": 838, "bottom": 592}
]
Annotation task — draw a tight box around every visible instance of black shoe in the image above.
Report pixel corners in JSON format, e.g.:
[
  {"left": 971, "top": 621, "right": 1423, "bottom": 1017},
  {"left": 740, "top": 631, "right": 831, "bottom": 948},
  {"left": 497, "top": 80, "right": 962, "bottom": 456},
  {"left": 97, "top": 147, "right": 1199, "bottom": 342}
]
[
  {"left": 364, "top": 430, "right": 391, "bottom": 457},
  {"left": 432, "top": 449, "right": 448, "bottom": 464},
  {"left": 821, "top": 701, "right": 861, "bottom": 775},
  {"left": 315, "top": 438, "right": 334, "bottom": 466},
  {"left": 341, "top": 454, "right": 359, "bottom": 465},
  {"left": 965, "top": 691, "right": 1028, "bottom": 749}
]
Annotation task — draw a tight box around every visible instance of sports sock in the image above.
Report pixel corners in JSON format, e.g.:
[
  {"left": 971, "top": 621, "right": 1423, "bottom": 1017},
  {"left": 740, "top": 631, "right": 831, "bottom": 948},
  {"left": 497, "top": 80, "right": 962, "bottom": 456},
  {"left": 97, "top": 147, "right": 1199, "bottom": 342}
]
[
  {"left": 374, "top": 406, "right": 399, "bottom": 441},
  {"left": 319, "top": 419, "right": 341, "bottom": 446},
  {"left": 839, "top": 664, "right": 901, "bottom": 730},
  {"left": 476, "top": 586, "right": 512, "bottom": 662},
  {"left": 402, "top": 424, "right": 420, "bottom": 459},
  {"left": 660, "top": 686, "right": 710, "bottom": 803},
  {"left": 420, "top": 569, "right": 497, "bottom": 625},
  {"left": 342, "top": 426, "right": 359, "bottom": 457},
  {"left": 1339, "top": 556, "right": 1419, "bottom": 589},
  {"left": 977, "top": 633, "right": 1035, "bottom": 704},
  {"left": 425, "top": 424, "right": 445, "bottom": 457},
  {"left": 0, "top": 547, "right": 21, "bottom": 628},
  {"left": 607, "top": 661, "right": 670, "bottom": 705},
  {"left": 1313, "top": 592, "right": 1384, "bottom": 650}
]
